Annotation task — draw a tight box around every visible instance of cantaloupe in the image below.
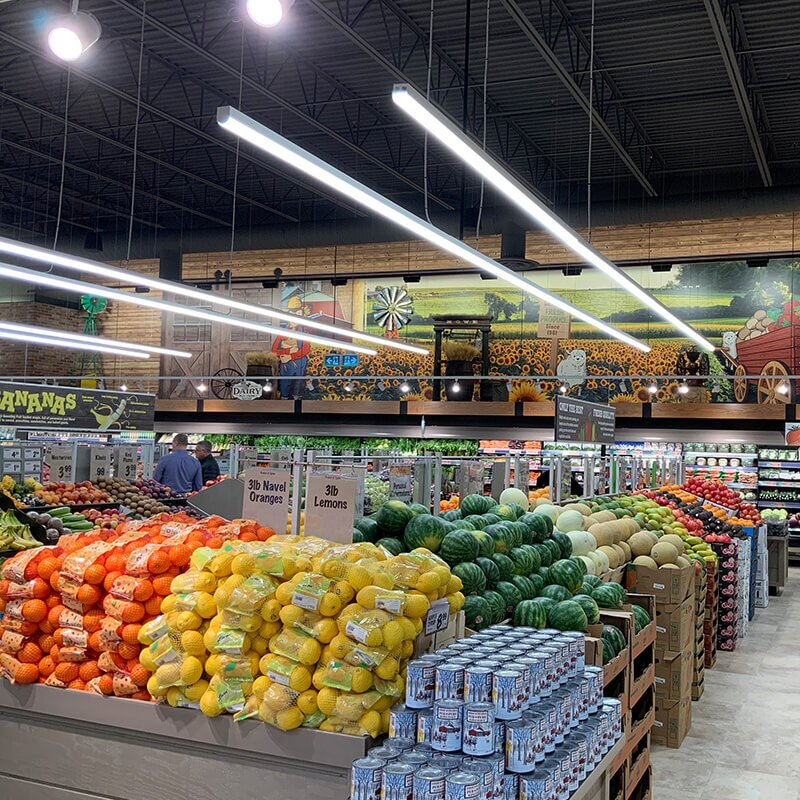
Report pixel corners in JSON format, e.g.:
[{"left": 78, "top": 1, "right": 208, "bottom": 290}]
[
  {"left": 660, "top": 563, "right": 680, "bottom": 569},
  {"left": 562, "top": 502, "right": 591, "bottom": 517},
  {"left": 588, "top": 522, "right": 619, "bottom": 548},
  {"left": 651, "top": 541, "right": 679, "bottom": 566},
  {"left": 556, "top": 510, "right": 585, "bottom": 533},
  {"left": 499, "top": 487, "right": 529, "bottom": 511},
  {"left": 632, "top": 555, "right": 658, "bottom": 569},
  {"left": 659, "top": 534, "right": 685, "bottom": 554},
  {"left": 534, "top": 498, "right": 553, "bottom": 508},
  {"left": 611, "top": 544, "right": 627, "bottom": 565},
  {"left": 675, "top": 556, "right": 691, "bottom": 569},
  {"left": 629, "top": 531, "right": 658, "bottom": 557},
  {"left": 587, "top": 510, "right": 617, "bottom": 526},
  {"left": 617, "top": 541, "right": 632, "bottom": 562},
  {"left": 589, "top": 549, "right": 610, "bottom": 574},
  {"left": 535, "top": 504, "right": 560, "bottom": 521},
  {"left": 599, "top": 545, "right": 620, "bottom": 568},
  {"left": 566, "top": 530, "right": 597, "bottom": 556}
]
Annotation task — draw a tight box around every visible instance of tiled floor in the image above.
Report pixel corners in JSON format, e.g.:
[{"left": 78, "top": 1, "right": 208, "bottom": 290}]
[{"left": 650, "top": 567, "right": 800, "bottom": 799}]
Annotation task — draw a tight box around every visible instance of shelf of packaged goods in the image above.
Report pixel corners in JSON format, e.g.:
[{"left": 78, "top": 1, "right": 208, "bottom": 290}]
[
  {"left": 758, "top": 481, "right": 800, "bottom": 488},
  {"left": 759, "top": 461, "right": 800, "bottom": 469},
  {"left": 757, "top": 499, "right": 800, "bottom": 509},
  {"left": 683, "top": 451, "right": 758, "bottom": 458},
  {"left": 686, "top": 465, "right": 758, "bottom": 472},
  {"left": 0, "top": 682, "right": 366, "bottom": 800},
  {"left": 724, "top": 482, "right": 759, "bottom": 489}
]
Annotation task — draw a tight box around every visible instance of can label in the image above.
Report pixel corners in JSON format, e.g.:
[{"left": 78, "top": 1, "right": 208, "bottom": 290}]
[
  {"left": 519, "top": 772, "right": 552, "bottom": 800},
  {"left": 432, "top": 701, "right": 464, "bottom": 752},
  {"left": 407, "top": 661, "right": 436, "bottom": 709},
  {"left": 436, "top": 664, "right": 465, "bottom": 702},
  {"left": 493, "top": 670, "right": 524, "bottom": 721},
  {"left": 462, "top": 703, "right": 495, "bottom": 757},
  {"left": 540, "top": 704, "right": 557, "bottom": 754},
  {"left": 417, "top": 711, "right": 434, "bottom": 745},
  {"left": 444, "top": 773, "right": 481, "bottom": 800},
  {"left": 464, "top": 667, "right": 493, "bottom": 704},
  {"left": 505, "top": 720, "right": 536, "bottom": 774},
  {"left": 382, "top": 765, "right": 415, "bottom": 800},
  {"left": 524, "top": 712, "right": 546, "bottom": 764},
  {"left": 461, "top": 759, "right": 494, "bottom": 800},
  {"left": 575, "top": 737, "right": 588, "bottom": 782},
  {"left": 350, "top": 759, "right": 384, "bottom": 800},
  {"left": 414, "top": 768, "right": 447, "bottom": 800},
  {"left": 389, "top": 706, "right": 418, "bottom": 740},
  {"left": 502, "top": 773, "right": 518, "bottom": 800}
]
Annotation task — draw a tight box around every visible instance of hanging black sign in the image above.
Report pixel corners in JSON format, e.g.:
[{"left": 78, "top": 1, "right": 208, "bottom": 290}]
[
  {"left": 0, "top": 382, "right": 155, "bottom": 431},
  {"left": 555, "top": 396, "right": 616, "bottom": 444}
]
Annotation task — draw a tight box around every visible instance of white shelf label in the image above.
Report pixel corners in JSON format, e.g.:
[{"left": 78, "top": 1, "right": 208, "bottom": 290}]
[
  {"left": 47, "top": 444, "right": 74, "bottom": 483},
  {"left": 89, "top": 447, "right": 113, "bottom": 481},
  {"left": 115, "top": 446, "right": 138, "bottom": 481},
  {"left": 241, "top": 467, "right": 291, "bottom": 533},
  {"left": 305, "top": 472, "right": 358, "bottom": 543}
]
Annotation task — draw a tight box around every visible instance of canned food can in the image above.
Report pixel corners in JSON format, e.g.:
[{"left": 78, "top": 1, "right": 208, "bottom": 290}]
[
  {"left": 431, "top": 754, "right": 463, "bottom": 772},
  {"left": 529, "top": 653, "right": 548, "bottom": 699},
  {"left": 384, "top": 736, "right": 415, "bottom": 753},
  {"left": 419, "top": 654, "right": 447, "bottom": 665},
  {"left": 560, "top": 631, "right": 585, "bottom": 674},
  {"left": 431, "top": 700, "right": 464, "bottom": 752},
  {"left": 516, "top": 657, "right": 538, "bottom": 702},
  {"left": 603, "top": 698, "right": 623, "bottom": 740},
  {"left": 505, "top": 645, "right": 529, "bottom": 658},
  {"left": 575, "top": 724, "right": 598, "bottom": 767},
  {"left": 407, "top": 660, "right": 437, "bottom": 709},
  {"left": 540, "top": 757, "right": 560, "bottom": 800},
  {"left": 388, "top": 704, "right": 418, "bottom": 740},
  {"left": 505, "top": 719, "right": 536, "bottom": 774},
  {"left": 415, "top": 742, "right": 435, "bottom": 755},
  {"left": 444, "top": 770, "right": 481, "bottom": 800},
  {"left": 514, "top": 660, "right": 532, "bottom": 707},
  {"left": 503, "top": 628, "right": 528, "bottom": 639},
  {"left": 370, "top": 746, "right": 401, "bottom": 762},
  {"left": 584, "top": 666, "right": 603, "bottom": 714},
  {"left": 461, "top": 758, "right": 494, "bottom": 800},
  {"left": 548, "top": 691, "right": 567, "bottom": 744},
  {"left": 519, "top": 769, "right": 554, "bottom": 800},
  {"left": 449, "top": 641, "right": 474, "bottom": 652},
  {"left": 537, "top": 702, "right": 557, "bottom": 755},
  {"left": 492, "top": 669, "right": 524, "bottom": 720},
  {"left": 493, "top": 720, "right": 506, "bottom": 753},
  {"left": 417, "top": 710, "right": 434, "bottom": 745},
  {"left": 522, "top": 709, "right": 546, "bottom": 764},
  {"left": 449, "top": 656, "right": 475, "bottom": 667},
  {"left": 537, "top": 648, "right": 558, "bottom": 696},
  {"left": 475, "top": 659, "right": 503, "bottom": 672},
  {"left": 464, "top": 667, "right": 494, "bottom": 704},
  {"left": 476, "top": 752, "right": 504, "bottom": 799},
  {"left": 576, "top": 673, "right": 590, "bottom": 722},
  {"left": 350, "top": 756, "right": 385, "bottom": 800},
  {"left": 551, "top": 637, "right": 573, "bottom": 682},
  {"left": 502, "top": 772, "right": 519, "bottom": 800},
  {"left": 555, "top": 748, "right": 571, "bottom": 797},
  {"left": 462, "top": 702, "right": 496, "bottom": 757},
  {"left": 596, "top": 713, "right": 610, "bottom": 754},
  {"left": 436, "top": 663, "right": 466, "bottom": 702},
  {"left": 413, "top": 766, "right": 448, "bottom": 800},
  {"left": 399, "top": 750, "right": 430, "bottom": 769},
  {"left": 381, "top": 762, "right": 415, "bottom": 800},
  {"left": 573, "top": 733, "right": 589, "bottom": 782}
]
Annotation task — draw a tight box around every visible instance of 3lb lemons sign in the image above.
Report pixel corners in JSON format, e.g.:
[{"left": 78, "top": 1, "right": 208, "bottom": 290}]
[
  {"left": 0, "top": 382, "right": 155, "bottom": 431},
  {"left": 305, "top": 472, "right": 358, "bottom": 543}
]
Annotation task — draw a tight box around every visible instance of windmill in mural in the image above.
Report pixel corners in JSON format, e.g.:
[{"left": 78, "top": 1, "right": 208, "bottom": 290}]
[
  {"left": 372, "top": 286, "right": 414, "bottom": 339},
  {"left": 73, "top": 295, "right": 108, "bottom": 378}
]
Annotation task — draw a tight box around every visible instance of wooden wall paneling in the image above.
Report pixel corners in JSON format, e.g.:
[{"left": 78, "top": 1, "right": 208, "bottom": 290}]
[
  {"left": 201, "top": 400, "right": 295, "bottom": 413},
  {"left": 650, "top": 402, "right": 786, "bottom": 420},
  {"left": 406, "top": 400, "right": 516, "bottom": 416},
  {"left": 301, "top": 400, "right": 401, "bottom": 415}
]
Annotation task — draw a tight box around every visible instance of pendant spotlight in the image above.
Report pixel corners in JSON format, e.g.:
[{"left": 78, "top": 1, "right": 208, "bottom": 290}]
[
  {"left": 246, "top": 0, "right": 295, "bottom": 27},
  {"left": 47, "top": 2, "right": 102, "bottom": 62}
]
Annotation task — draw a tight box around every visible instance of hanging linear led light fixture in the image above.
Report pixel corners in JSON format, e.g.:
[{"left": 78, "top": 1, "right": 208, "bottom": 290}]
[
  {"left": 0, "top": 263, "right": 377, "bottom": 356},
  {"left": 0, "top": 321, "right": 191, "bottom": 359},
  {"left": 0, "top": 236, "right": 427, "bottom": 356},
  {"left": 391, "top": 84, "right": 713, "bottom": 352},
  {"left": 0, "top": 329, "right": 149, "bottom": 359},
  {"left": 217, "top": 106, "right": 650, "bottom": 353}
]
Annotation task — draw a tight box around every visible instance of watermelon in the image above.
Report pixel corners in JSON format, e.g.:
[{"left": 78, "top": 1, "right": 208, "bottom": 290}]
[
  {"left": 409, "top": 503, "right": 430, "bottom": 516},
  {"left": 482, "top": 513, "right": 502, "bottom": 526},
  {"left": 547, "top": 600, "right": 588, "bottom": 632},
  {"left": 491, "top": 553, "right": 515, "bottom": 582},
  {"left": 536, "top": 566, "right": 551, "bottom": 582},
  {"left": 582, "top": 574, "right": 602, "bottom": 590},
  {"left": 532, "top": 512, "right": 554, "bottom": 536},
  {"left": 507, "top": 521, "right": 531, "bottom": 546},
  {"left": 441, "top": 509, "right": 461, "bottom": 522},
  {"left": 533, "top": 543, "right": 553, "bottom": 568},
  {"left": 527, "top": 573, "right": 545, "bottom": 597},
  {"left": 484, "top": 497, "right": 498, "bottom": 508},
  {"left": 376, "top": 537, "right": 405, "bottom": 556},
  {"left": 452, "top": 562, "right": 487, "bottom": 595},
  {"left": 543, "top": 539, "right": 562, "bottom": 564},
  {"left": 476, "top": 556, "right": 501, "bottom": 588},
  {"left": 494, "top": 581, "right": 524, "bottom": 615},
  {"left": 551, "top": 531, "right": 573, "bottom": 559},
  {"left": 575, "top": 581, "right": 595, "bottom": 596},
  {"left": 463, "top": 514, "right": 488, "bottom": 530},
  {"left": 354, "top": 517, "right": 378, "bottom": 542},
  {"left": 569, "top": 555, "right": 588, "bottom": 575},
  {"left": 484, "top": 524, "right": 510, "bottom": 554},
  {"left": 520, "top": 513, "right": 550, "bottom": 543},
  {"left": 352, "top": 528, "right": 365, "bottom": 543},
  {"left": 498, "top": 522, "right": 522, "bottom": 549},
  {"left": 602, "top": 624, "right": 627, "bottom": 655},
  {"left": 461, "top": 494, "right": 493, "bottom": 516},
  {"left": 529, "top": 596, "right": 556, "bottom": 617},
  {"left": 452, "top": 517, "right": 478, "bottom": 531},
  {"left": 439, "top": 529, "right": 480, "bottom": 566},
  {"left": 573, "top": 594, "right": 600, "bottom": 625},
  {"left": 509, "top": 547, "right": 536, "bottom": 576},
  {"left": 470, "top": 530, "right": 495, "bottom": 558},
  {"left": 483, "top": 590, "right": 506, "bottom": 624},
  {"left": 518, "top": 544, "right": 542, "bottom": 573},
  {"left": 493, "top": 504, "right": 518, "bottom": 521},
  {"left": 510, "top": 575, "right": 537, "bottom": 600},
  {"left": 539, "top": 584, "right": 572, "bottom": 603},
  {"left": 513, "top": 599, "right": 548, "bottom": 628},
  {"left": 403, "top": 514, "right": 450, "bottom": 552},
  {"left": 592, "top": 583, "right": 625, "bottom": 609},
  {"left": 376, "top": 500, "right": 415, "bottom": 534},
  {"left": 547, "top": 559, "right": 584, "bottom": 594},
  {"left": 464, "top": 595, "right": 492, "bottom": 630},
  {"left": 631, "top": 604, "right": 652, "bottom": 634}
]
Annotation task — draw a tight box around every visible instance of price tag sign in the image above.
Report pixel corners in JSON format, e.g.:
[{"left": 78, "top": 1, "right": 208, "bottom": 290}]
[
  {"left": 425, "top": 599, "right": 451, "bottom": 635},
  {"left": 241, "top": 468, "right": 291, "bottom": 533},
  {"left": 3, "top": 447, "right": 22, "bottom": 461},
  {"left": 89, "top": 446, "right": 113, "bottom": 481},
  {"left": 389, "top": 466, "right": 413, "bottom": 503},
  {"left": 115, "top": 446, "right": 138, "bottom": 481},
  {"left": 47, "top": 444, "right": 74, "bottom": 483},
  {"left": 305, "top": 472, "right": 358, "bottom": 543}
]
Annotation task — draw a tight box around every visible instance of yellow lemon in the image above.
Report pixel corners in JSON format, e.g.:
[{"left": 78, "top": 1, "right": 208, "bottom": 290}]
[
  {"left": 180, "top": 656, "right": 204, "bottom": 685},
  {"left": 259, "top": 620, "right": 281, "bottom": 639},
  {"left": 371, "top": 571, "right": 394, "bottom": 590},
  {"left": 313, "top": 617, "right": 339, "bottom": 644},
  {"left": 381, "top": 620, "right": 403, "bottom": 651},
  {"left": 260, "top": 598, "right": 282, "bottom": 622},
  {"left": 194, "top": 593, "right": 217, "bottom": 619},
  {"left": 147, "top": 674, "right": 167, "bottom": 697},
  {"left": 446, "top": 575, "right": 463, "bottom": 594},
  {"left": 297, "top": 637, "right": 322, "bottom": 666},
  {"left": 279, "top": 604, "right": 305, "bottom": 627},
  {"left": 359, "top": 710, "right": 382, "bottom": 738},
  {"left": 289, "top": 665, "right": 312, "bottom": 693},
  {"left": 401, "top": 639, "right": 414, "bottom": 659},
  {"left": 154, "top": 662, "right": 181, "bottom": 687},
  {"left": 404, "top": 594, "right": 430, "bottom": 619},
  {"left": 275, "top": 582, "right": 296, "bottom": 606},
  {"left": 160, "top": 594, "right": 177, "bottom": 613},
  {"left": 181, "top": 630, "right": 207, "bottom": 657},
  {"left": 396, "top": 616, "right": 417, "bottom": 640},
  {"left": 317, "top": 686, "right": 341, "bottom": 716},
  {"left": 166, "top": 687, "right": 183, "bottom": 708},
  {"left": 184, "top": 678, "right": 209, "bottom": 702},
  {"left": 231, "top": 553, "right": 256, "bottom": 576},
  {"left": 199, "top": 690, "right": 222, "bottom": 717},
  {"left": 176, "top": 611, "right": 203, "bottom": 632},
  {"left": 203, "top": 626, "right": 220, "bottom": 652},
  {"left": 252, "top": 675, "right": 272, "bottom": 699},
  {"left": 250, "top": 635, "right": 269, "bottom": 656},
  {"left": 138, "top": 647, "right": 155, "bottom": 672},
  {"left": 356, "top": 586, "right": 379, "bottom": 608},
  {"left": 332, "top": 581, "right": 355, "bottom": 604},
  {"left": 375, "top": 656, "right": 399, "bottom": 681},
  {"left": 312, "top": 667, "right": 327, "bottom": 691},
  {"left": 345, "top": 565, "right": 371, "bottom": 591},
  {"left": 275, "top": 706, "right": 304, "bottom": 731},
  {"left": 296, "top": 689, "right": 318, "bottom": 716},
  {"left": 205, "top": 654, "right": 223, "bottom": 676},
  {"left": 238, "top": 613, "right": 262, "bottom": 633},
  {"left": 415, "top": 572, "right": 439, "bottom": 594},
  {"left": 350, "top": 667, "right": 373, "bottom": 694},
  {"left": 318, "top": 593, "right": 343, "bottom": 618}
]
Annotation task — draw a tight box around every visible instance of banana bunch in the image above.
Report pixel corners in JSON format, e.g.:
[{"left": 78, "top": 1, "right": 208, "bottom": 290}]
[{"left": 0, "top": 510, "right": 41, "bottom": 551}]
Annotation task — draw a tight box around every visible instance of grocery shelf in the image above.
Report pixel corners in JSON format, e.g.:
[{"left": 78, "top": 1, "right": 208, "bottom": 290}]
[
  {"left": 758, "top": 481, "right": 800, "bottom": 488},
  {"left": 725, "top": 482, "right": 759, "bottom": 489},
  {"left": 685, "top": 465, "right": 758, "bottom": 472},
  {"left": 757, "top": 500, "right": 800, "bottom": 509},
  {"left": 759, "top": 461, "right": 800, "bottom": 469},
  {"left": 683, "top": 451, "right": 757, "bottom": 458},
  {"left": 0, "top": 682, "right": 365, "bottom": 800}
]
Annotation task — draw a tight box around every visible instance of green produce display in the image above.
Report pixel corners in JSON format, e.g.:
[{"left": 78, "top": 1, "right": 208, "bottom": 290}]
[
  {"left": 463, "top": 595, "right": 492, "bottom": 630},
  {"left": 547, "top": 599, "right": 589, "bottom": 632},
  {"left": 439, "top": 529, "right": 480, "bottom": 566},
  {"left": 403, "top": 514, "right": 450, "bottom": 551},
  {"left": 452, "top": 561, "right": 487, "bottom": 595}
]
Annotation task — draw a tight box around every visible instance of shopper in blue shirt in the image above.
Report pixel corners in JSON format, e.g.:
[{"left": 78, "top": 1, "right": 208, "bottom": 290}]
[{"left": 153, "top": 433, "right": 202, "bottom": 494}]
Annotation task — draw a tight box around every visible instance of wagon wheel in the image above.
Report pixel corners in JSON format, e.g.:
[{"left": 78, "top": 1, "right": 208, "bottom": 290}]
[
  {"left": 211, "top": 368, "right": 243, "bottom": 399},
  {"left": 733, "top": 364, "right": 748, "bottom": 403},
  {"left": 757, "top": 361, "right": 791, "bottom": 404}
]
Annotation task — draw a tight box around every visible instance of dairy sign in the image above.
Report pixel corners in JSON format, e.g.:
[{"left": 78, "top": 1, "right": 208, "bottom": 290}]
[
  {"left": 231, "top": 380, "right": 263, "bottom": 401},
  {"left": 0, "top": 382, "right": 155, "bottom": 431}
]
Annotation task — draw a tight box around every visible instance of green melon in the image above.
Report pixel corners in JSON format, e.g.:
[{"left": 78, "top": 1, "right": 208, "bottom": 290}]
[
  {"left": 582, "top": 574, "right": 602, "bottom": 589},
  {"left": 569, "top": 555, "right": 588, "bottom": 575},
  {"left": 482, "top": 513, "right": 502, "bottom": 526},
  {"left": 513, "top": 599, "right": 548, "bottom": 628},
  {"left": 631, "top": 604, "right": 652, "bottom": 634},
  {"left": 547, "top": 559, "right": 584, "bottom": 594},
  {"left": 529, "top": 596, "right": 556, "bottom": 617},
  {"left": 376, "top": 500, "right": 415, "bottom": 535},
  {"left": 463, "top": 514, "right": 489, "bottom": 530},
  {"left": 470, "top": 530, "right": 495, "bottom": 558},
  {"left": 460, "top": 494, "right": 493, "bottom": 516},
  {"left": 494, "top": 581, "right": 524, "bottom": 615},
  {"left": 520, "top": 513, "right": 550, "bottom": 544},
  {"left": 602, "top": 624, "right": 627, "bottom": 655},
  {"left": 452, "top": 562, "right": 487, "bottom": 596},
  {"left": 592, "top": 583, "right": 624, "bottom": 609},
  {"left": 573, "top": 594, "right": 600, "bottom": 625},
  {"left": 439, "top": 529, "right": 480, "bottom": 566},
  {"left": 533, "top": 543, "right": 553, "bottom": 568},
  {"left": 409, "top": 503, "right": 430, "bottom": 516},
  {"left": 403, "top": 514, "right": 450, "bottom": 552},
  {"left": 543, "top": 539, "right": 562, "bottom": 563},
  {"left": 483, "top": 590, "right": 507, "bottom": 625},
  {"left": 441, "top": 509, "right": 461, "bottom": 522},
  {"left": 518, "top": 544, "right": 542, "bottom": 573},
  {"left": 509, "top": 547, "right": 536, "bottom": 576},
  {"left": 547, "top": 600, "right": 589, "bottom": 632},
  {"left": 451, "top": 517, "right": 478, "bottom": 531},
  {"left": 376, "top": 537, "right": 405, "bottom": 556},
  {"left": 464, "top": 595, "right": 492, "bottom": 630},
  {"left": 493, "top": 504, "right": 519, "bottom": 521},
  {"left": 484, "top": 524, "right": 510, "bottom": 554},
  {"left": 510, "top": 574, "right": 537, "bottom": 600},
  {"left": 539, "top": 584, "right": 573, "bottom": 603},
  {"left": 551, "top": 531, "right": 573, "bottom": 559},
  {"left": 352, "top": 528, "right": 365, "bottom": 543},
  {"left": 491, "top": 553, "right": 515, "bottom": 582},
  {"left": 354, "top": 517, "right": 378, "bottom": 542},
  {"left": 475, "top": 556, "right": 501, "bottom": 588},
  {"left": 527, "top": 573, "right": 545, "bottom": 597}
]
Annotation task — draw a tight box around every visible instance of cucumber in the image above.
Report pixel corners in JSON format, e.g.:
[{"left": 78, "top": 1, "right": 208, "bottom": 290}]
[
  {"left": 61, "top": 514, "right": 88, "bottom": 523},
  {"left": 48, "top": 507, "right": 72, "bottom": 517},
  {"left": 64, "top": 521, "right": 94, "bottom": 531}
]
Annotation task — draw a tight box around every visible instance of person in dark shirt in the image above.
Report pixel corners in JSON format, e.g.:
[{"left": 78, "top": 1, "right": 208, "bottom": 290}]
[
  {"left": 195, "top": 440, "right": 220, "bottom": 485},
  {"left": 535, "top": 469, "right": 584, "bottom": 497},
  {"left": 153, "top": 433, "right": 202, "bottom": 494}
]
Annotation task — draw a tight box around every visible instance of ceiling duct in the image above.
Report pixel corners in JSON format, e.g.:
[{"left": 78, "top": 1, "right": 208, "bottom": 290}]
[{"left": 496, "top": 221, "right": 539, "bottom": 272}]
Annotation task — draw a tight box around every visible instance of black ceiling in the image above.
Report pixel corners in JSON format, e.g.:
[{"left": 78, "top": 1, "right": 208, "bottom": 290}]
[{"left": 0, "top": 0, "right": 798, "bottom": 254}]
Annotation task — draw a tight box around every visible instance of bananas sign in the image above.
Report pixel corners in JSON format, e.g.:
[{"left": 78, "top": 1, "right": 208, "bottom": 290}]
[{"left": 0, "top": 382, "right": 155, "bottom": 431}]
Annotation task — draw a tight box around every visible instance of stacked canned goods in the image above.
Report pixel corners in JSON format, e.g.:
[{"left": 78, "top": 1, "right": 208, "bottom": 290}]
[{"left": 350, "top": 625, "right": 622, "bottom": 800}]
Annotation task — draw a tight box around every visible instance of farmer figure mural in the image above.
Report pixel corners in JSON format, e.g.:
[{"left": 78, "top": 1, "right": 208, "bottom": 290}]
[{"left": 272, "top": 296, "right": 311, "bottom": 399}]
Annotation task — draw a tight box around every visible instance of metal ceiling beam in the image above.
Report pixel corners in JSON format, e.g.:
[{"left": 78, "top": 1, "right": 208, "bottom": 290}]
[
  {"left": 0, "top": 31, "right": 357, "bottom": 220},
  {"left": 105, "top": 0, "right": 454, "bottom": 211},
  {"left": 304, "top": 0, "right": 561, "bottom": 204},
  {"left": 702, "top": 0, "right": 773, "bottom": 187},
  {"left": 0, "top": 88, "right": 289, "bottom": 223},
  {"left": 499, "top": 0, "right": 662, "bottom": 197}
]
